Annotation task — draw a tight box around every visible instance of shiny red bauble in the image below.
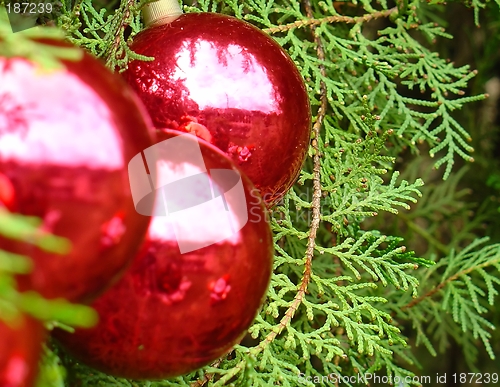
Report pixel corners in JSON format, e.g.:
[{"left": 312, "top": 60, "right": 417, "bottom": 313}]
[
  {"left": 54, "top": 129, "right": 273, "bottom": 379},
  {"left": 122, "top": 12, "right": 311, "bottom": 206},
  {"left": 0, "top": 172, "right": 15, "bottom": 210},
  {"left": 0, "top": 316, "right": 45, "bottom": 387},
  {"left": 0, "top": 41, "right": 153, "bottom": 302}
]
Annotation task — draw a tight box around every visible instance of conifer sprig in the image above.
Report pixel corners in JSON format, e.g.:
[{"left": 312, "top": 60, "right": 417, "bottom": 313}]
[{"left": 396, "top": 238, "right": 500, "bottom": 360}]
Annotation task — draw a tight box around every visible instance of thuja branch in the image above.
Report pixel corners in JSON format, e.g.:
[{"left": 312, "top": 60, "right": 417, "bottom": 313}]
[
  {"left": 304, "top": 2, "right": 346, "bottom": 382},
  {"left": 251, "top": 0, "right": 327, "bottom": 351},
  {"left": 190, "top": 359, "right": 223, "bottom": 387},
  {"left": 262, "top": 6, "right": 397, "bottom": 34},
  {"left": 248, "top": 0, "right": 328, "bottom": 350},
  {"left": 57, "top": 0, "right": 84, "bottom": 35},
  {"left": 102, "top": 0, "right": 135, "bottom": 68},
  {"left": 401, "top": 256, "right": 500, "bottom": 311}
]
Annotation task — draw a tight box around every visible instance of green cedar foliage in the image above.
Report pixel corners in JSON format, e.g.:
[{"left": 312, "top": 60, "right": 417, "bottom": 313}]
[{"left": 1, "top": 0, "right": 500, "bottom": 386}]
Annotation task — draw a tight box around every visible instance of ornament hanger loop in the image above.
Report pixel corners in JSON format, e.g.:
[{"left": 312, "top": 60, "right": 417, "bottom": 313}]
[{"left": 143, "top": 0, "right": 183, "bottom": 28}]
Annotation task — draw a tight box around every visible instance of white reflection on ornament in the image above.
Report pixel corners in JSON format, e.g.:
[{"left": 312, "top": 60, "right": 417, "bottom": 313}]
[
  {"left": 0, "top": 60, "right": 123, "bottom": 169},
  {"left": 172, "top": 40, "right": 278, "bottom": 113}
]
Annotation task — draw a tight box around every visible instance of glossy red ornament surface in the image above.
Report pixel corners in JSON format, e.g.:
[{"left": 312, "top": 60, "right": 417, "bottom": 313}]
[
  {"left": 122, "top": 12, "right": 311, "bottom": 206},
  {"left": 0, "top": 316, "right": 45, "bottom": 387},
  {"left": 0, "top": 41, "right": 154, "bottom": 302},
  {"left": 0, "top": 172, "right": 15, "bottom": 210},
  {"left": 54, "top": 129, "right": 273, "bottom": 379}
]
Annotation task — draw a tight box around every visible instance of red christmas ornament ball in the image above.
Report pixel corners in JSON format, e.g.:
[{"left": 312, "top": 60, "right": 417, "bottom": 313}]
[
  {"left": 122, "top": 12, "right": 311, "bottom": 206},
  {"left": 0, "top": 316, "right": 45, "bottom": 387},
  {"left": 0, "top": 41, "right": 154, "bottom": 302},
  {"left": 54, "top": 129, "right": 273, "bottom": 379},
  {"left": 0, "top": 172, "right": 15, "bottom": 211}
]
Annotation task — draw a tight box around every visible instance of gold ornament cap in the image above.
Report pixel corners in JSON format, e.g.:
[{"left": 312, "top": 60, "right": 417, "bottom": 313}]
[{"left": 143, "top": 0, "right": 183, "bottom": 28}]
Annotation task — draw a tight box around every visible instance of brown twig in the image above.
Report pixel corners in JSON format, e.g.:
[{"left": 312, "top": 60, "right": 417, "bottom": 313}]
[
  {"left": 303, "top": 2, "right": 344, "bottom": 383},
  {"left": 190, "top": 358, "right": 223, "bottom": 387},
  {"left": 104, "top": 0, "right": 135, "bottom": 68},
  {"left": 263, "top": 7, "right": 398, "bottom": 35},
  {"left": 246, "top": 0, "right": 328, "bottom": 353}
]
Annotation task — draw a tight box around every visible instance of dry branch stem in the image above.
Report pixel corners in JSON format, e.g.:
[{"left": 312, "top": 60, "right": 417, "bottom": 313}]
[
  {"left": 190, "top": 358, "right": 223, "bottom": 387},
  {"left": 241, "top": 0, "right": 328, "bottom": 355},
  {"left": 235, "top": 0, "right": 327, "bottom": 359},
  {"left": 263, "top": 7, "right": 397, "bottom": 34},
  {"left": 104, "top": 0, "right": 134, "bottom": 67}
]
